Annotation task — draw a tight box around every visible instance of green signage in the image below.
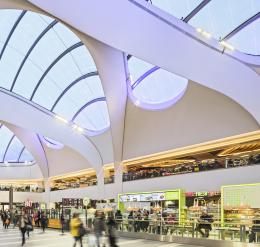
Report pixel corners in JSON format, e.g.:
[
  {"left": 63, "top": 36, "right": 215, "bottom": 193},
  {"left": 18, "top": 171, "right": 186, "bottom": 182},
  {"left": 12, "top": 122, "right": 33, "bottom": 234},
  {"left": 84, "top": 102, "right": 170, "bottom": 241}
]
[{"left": 165, "top": 191, "right": 179, "bottom": 200}]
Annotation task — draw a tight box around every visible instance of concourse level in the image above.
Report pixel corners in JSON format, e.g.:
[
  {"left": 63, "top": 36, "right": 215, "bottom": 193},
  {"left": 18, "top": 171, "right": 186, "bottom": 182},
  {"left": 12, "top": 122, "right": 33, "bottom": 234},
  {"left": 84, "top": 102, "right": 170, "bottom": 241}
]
[{"left": 0, "top": 226, "right": 200, "bottom": 247}]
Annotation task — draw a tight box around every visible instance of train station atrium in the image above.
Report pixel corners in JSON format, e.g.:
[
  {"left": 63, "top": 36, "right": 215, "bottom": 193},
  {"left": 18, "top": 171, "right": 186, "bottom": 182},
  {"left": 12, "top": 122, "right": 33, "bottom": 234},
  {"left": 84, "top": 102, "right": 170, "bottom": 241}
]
[{"left": 0, "top": 0, "right": 259, "bottom": 246}]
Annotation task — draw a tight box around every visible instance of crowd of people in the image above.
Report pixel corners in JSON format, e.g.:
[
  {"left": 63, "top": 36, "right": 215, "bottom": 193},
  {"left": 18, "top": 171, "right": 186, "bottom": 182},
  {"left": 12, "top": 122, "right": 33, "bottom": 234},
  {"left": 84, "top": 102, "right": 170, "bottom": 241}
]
[
  {"left": 0, "top": 209, "right": 119, "bottom": 247},
  {"left": 123, "top": 154, "right": 260, "bottom": 182},
  {"left": 0, "top": 209, "right": 48, "bottom": 246}
]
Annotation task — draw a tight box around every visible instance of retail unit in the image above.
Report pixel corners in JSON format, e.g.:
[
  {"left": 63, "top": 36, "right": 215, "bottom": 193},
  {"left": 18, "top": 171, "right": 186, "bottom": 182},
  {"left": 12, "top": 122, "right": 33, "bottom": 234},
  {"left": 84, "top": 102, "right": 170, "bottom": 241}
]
[
  {"left": 221, "top": 183, "right": 260, "bottom": 227},
  {"left": 186, "top": 191, "right": 221, "bottom": 223},
  {"left": 118, "top": 189, "right": 185, "bottom": 223}
]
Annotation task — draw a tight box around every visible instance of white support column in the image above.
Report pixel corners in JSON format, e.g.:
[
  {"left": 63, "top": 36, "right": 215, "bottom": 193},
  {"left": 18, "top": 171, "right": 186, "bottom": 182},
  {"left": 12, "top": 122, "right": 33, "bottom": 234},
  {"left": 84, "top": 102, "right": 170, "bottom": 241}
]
[
  {"left": 114, "top": 162, "right": 123, "bottom": 199},
  {"left": 96, "top": 167, "right": 105, "bottom": 200},
  {"left": 43, "top": 178, "right": 51, "bottom": 209}
]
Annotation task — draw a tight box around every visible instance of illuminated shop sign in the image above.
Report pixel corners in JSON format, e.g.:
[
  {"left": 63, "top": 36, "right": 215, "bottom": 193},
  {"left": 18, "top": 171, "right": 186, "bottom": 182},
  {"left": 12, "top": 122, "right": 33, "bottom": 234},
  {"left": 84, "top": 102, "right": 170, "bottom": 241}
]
[
  {"left": 185, "top": 191, "right": 220, "bottom": 197},
  {"left": 119, "top": 192, "right": 166, "bottom": 202}
]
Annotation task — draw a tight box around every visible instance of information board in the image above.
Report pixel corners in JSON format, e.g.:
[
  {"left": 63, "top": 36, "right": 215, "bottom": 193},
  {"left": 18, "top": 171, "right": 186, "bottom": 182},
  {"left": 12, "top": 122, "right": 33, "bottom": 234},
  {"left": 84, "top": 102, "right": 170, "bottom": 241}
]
[{"left": 62, "top": 198, "right": 83, "bottom": 207}]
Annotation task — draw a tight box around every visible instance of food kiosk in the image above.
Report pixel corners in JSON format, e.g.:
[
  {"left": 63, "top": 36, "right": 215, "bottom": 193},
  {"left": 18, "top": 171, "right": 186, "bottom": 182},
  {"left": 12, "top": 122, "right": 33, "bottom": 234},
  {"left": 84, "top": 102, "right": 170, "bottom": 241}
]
[
  {"left": 221, "top": 183, "right": 260, "bottom": 227},
  {"left": 118, "top": 189, "right": 186, "bottom": 223}
]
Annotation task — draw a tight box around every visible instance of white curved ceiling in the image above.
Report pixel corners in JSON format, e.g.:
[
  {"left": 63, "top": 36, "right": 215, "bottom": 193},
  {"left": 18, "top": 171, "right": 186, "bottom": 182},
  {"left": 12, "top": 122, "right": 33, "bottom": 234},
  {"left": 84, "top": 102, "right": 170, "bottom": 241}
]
[
  {"left": 27, "top": 0, "right": 260, "bottom": 124},
  {"left": 0, "top": 9, "right": 110, "bottom": 135},
  {"left": 0, "top": 0, "right": 259, "bottom": 179}
]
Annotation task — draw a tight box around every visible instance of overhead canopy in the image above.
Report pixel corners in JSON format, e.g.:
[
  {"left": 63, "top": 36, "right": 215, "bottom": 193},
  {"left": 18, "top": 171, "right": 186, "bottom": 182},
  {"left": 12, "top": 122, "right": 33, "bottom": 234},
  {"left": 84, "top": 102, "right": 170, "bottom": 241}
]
[{"left": 0, "top": 9, "right": 110, "bottom": 134}]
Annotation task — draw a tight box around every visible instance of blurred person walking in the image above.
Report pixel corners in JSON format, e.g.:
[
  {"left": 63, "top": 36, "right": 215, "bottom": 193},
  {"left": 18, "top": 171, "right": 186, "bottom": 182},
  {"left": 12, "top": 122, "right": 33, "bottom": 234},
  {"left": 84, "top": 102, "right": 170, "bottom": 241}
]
[
  {"left": 70, "top": 213, "right": 84, "bottom": 247},
  {"left": 107, "top": 214, "right": 118, "bottom": 247},
  {"left": 41, "top": 213, "right": 48, "bottom": 233},
  {"left": 18, "top": 211, "right": 28, "bottom": 246},
  {"left": 93, "top": 211, "right": 106, "bottom": 247}
]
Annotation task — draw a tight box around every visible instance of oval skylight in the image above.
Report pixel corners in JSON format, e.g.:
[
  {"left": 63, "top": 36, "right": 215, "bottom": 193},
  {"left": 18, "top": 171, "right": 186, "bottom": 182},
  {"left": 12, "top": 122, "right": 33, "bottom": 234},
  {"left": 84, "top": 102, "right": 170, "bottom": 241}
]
[
  {"left": 0, "top": 9, "right": 110, "bottom": 134},
  {"left": 128, "top": 57, "right": 188, "bottom": 110}
]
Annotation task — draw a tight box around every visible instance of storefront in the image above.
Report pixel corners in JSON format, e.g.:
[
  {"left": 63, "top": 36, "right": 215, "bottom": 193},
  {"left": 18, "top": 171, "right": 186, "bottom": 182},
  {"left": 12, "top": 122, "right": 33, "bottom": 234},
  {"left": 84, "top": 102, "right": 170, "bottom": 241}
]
[
  {"left": 186, "top": 191, "right": 221, "bottom": 223},
  {"left": 221, "top": 183, "right": 260, "bottom": 227},
  {"left": 118, "top": 189, "right": 186, "bottom": 223}
]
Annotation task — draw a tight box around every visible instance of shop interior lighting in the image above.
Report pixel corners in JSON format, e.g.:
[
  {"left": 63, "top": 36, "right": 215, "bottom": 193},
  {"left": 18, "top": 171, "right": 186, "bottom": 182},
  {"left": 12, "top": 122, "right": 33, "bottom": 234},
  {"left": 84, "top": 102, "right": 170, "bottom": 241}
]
[
  {"left": 54, "top": 115, "right": 69, "bottom": 124},
  {"left": 219, "top": 41, "right": 234, "bottom": 51}
]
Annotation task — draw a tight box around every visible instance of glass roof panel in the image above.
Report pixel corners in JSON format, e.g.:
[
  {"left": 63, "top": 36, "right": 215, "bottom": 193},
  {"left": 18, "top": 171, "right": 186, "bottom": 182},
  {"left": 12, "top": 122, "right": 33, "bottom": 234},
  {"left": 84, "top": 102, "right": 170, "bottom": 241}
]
[
  {"left": 0, "top": 126, "right": 13, "bottom": 162},
  {"left": 12, "top": 23, "right": 77, "bottom": 97},
  {"left": 0, "top": 11, "right": 49, "bottom": 90},
  {"left": 128, "top": 57, "right": 153, "bottom": 85},
  {"left": 74, "top": 101, "right": 110, "bottom": 131},
  {"left": 228, "top": 18, "right": 260, "bottom": 55},
  {"left": 152, "top": 0, "right": 202, "bottom": 20},
  {"left": 53, "top": 76, "right": 104, "bottom": 121},
  {"left": 4, "top": 136, "right": 24, "bottom": 162},
  {"left": 128, "top": 57, "right": 188, "bottom": 108},
  {"left": 0, "top": 10, "right": 21, "bottom": 52},
  {"left": 189, "top": 0, "right": 260, "bottom": 39},
  {"left": 0, "top": 125, "right": 34, "bottom": 164},
  {"left": 0, "top": 10, "right": 110, "bottom": 134},
  {"left": 19, "top": 148, "right": 34, "bottom": 162}
]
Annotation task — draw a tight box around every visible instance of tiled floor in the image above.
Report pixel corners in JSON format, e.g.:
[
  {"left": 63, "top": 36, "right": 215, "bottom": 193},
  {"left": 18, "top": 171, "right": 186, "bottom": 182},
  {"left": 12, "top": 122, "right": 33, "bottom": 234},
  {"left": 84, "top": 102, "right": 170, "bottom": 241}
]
[{"left": 0, "top": 226, "right": 203, "bottom": 246}]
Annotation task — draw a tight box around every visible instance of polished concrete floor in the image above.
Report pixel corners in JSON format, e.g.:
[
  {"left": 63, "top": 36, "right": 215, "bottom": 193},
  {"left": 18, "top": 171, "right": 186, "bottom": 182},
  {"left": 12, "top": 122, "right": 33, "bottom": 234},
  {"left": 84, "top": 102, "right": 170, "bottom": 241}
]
[{"left": 0, "top": 226, "right": 203, "bottom": 246}]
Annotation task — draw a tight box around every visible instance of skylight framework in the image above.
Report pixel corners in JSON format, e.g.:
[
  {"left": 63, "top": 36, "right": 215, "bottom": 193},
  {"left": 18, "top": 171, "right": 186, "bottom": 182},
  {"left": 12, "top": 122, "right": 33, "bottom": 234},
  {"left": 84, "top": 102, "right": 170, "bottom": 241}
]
[
  {"left": 0, "top": 9, "right": 110, "bottom": 134},
  {"left": 0, "top": 124, "right": 34, "bottom": 164},
  {"left": 148, "top": 0, "right": 260, "bottom": 55}
]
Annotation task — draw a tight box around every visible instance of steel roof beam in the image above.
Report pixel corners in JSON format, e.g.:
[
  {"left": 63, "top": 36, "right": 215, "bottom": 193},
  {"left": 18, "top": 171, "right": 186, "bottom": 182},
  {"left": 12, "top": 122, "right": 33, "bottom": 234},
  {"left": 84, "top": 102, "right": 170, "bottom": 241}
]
[
  {"left": 10, "top": 20, "right": 58, "bottom": 91},
  {"left": 51, "top": 71, "right": 98, "bottom": 111},
  {"left": 0, "top": 10, "right": 26, "bottom": 60},
  {"left": 30, "top": 41, "right": 83, "bottom": 100}
]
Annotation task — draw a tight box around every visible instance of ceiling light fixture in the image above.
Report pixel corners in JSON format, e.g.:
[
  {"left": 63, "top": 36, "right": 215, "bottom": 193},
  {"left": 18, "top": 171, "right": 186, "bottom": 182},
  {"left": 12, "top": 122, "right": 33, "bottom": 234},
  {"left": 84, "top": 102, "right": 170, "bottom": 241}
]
[
  {"left": 54, "top": 115, "right": 68, "bottom": 124},
  {"left": 219, "top": 41, "right": 234, "bottom": 51},
  {"left": 72, "top": 124, "right": 84, "bottom": 133},
  {"left": 196, "top": 27, "right": 203, "bottom": 33}
]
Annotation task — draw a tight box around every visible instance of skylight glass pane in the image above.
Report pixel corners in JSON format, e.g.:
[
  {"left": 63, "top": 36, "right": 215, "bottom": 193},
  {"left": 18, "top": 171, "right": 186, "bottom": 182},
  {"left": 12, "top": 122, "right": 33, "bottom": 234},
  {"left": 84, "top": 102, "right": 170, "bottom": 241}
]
[
  {"left": 0, "top": 9, "right": 110, "bottom": 134},
  {"left": 152, "top": 0, "right": 202, "bottom": 19},
  {"left": 12, "top": 59, "right": 44, "bottom": 99},
  {"left": 0, "top": 126, "right": 14, "bottom": 162},
  {"left": 33, "top": 53, "right": 82, "bottom": 109},
  {"left": 0, "top": 46, "right": 24, "bottom": 89},
  {"left": 74, "top": 101, "right": 110, "bottom": 131},
  {"left": 19, "top": 148, "right": 34, "bottom": 162},
  {"left": 0, "top": 12, "right": 48, "bottom": 90},
  {"left": 190, "top": 0, "right": 260, "bottom": 39},
  {"left": 4, "top": 136, "right": 24, "bottom": 162},
  {"left": 52, "top": 22, "right": 80, "bottom": 48},
  {"left": 128, "top": 57, "right": 188, "bottom": 107},
  {"left": 70, "top": 46, "right": 97, "bottom": 74},
  {"left": 228, "top": 18, "right": 260, "bottom": 55},
  {"left": 53, "top": 76, "right": 104, "bottom": 120},
  {"left": 0, "top": 10, "right": 21, "bottom": 52},
  {"left": 128, "top": 57, "right": 153, "bottom": 85},
  {"left": 13, "top": 23, "right": 78, "bottom": 99}
]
